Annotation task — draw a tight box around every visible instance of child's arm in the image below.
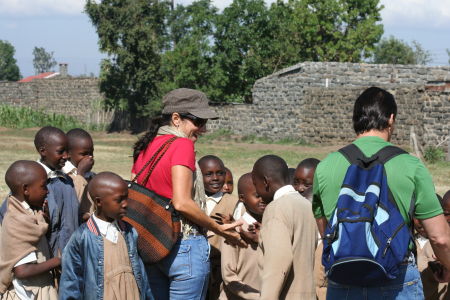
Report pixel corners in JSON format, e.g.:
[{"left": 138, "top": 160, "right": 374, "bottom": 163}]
[
  {"left": 13, "top": 257, "right": 60, "bottom": 280},
  {"left": 221, "top": 239, "right": 260, "bottom": 299},
  {"left": 59, "top": 233, "right": 84, "bottom": 300}
]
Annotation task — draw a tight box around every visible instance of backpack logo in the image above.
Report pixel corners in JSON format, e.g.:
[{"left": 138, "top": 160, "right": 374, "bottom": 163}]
[{"left": 322, "top": 144, "right": 412, "bottom": 285}]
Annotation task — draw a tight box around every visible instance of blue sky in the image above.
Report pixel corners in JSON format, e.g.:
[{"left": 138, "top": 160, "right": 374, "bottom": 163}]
[{"left": 0, "top": 0, "right": 449, "bottom": 78}]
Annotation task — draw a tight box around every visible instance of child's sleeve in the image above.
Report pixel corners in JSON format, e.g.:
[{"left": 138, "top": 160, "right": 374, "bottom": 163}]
[
  {"left": 59, "top": 233, "right": 84, "bottom": 300},
  {"left": 220, "top": 239, "right": 260, "bottom": 299}
]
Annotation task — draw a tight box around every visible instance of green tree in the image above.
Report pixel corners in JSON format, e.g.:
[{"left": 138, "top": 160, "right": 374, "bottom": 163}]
[
  {"left": 213, "top": 0, "right": 272, "bottom": 102},
  {"left": 85, "top": 0, "right": 168, "bottom": 131},
  {"left": 0, "top": 40, "right": 21, "bottom": 81},
  {"left": 287, "top": 0, "right": 384, "bottom": 62},
  {"left": 373, "top": 36, "right": 431, "bottom": 64},
  {"left": 160, "top": 0, "right": 220, "bottom": 98},
  {"left": 32, "top": 47, "right": 57, "bottom": 74}
]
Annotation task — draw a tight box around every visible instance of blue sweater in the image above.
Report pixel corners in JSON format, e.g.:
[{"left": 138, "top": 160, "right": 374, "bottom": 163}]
[{"left": 59, "top": 217, "right": 153, "bottom": 300}]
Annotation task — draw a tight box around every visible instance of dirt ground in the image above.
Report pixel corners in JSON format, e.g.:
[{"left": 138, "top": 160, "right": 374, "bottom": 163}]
[{"left": 0, "top": 128, "right": 448, "bottom": 200}]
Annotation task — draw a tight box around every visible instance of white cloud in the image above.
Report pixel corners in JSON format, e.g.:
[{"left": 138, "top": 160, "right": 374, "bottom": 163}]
[
  {"left": 380, "top": 0, "right": 450, "bottom": 29},
  {"left": 0, "top": 0, "right": 84, "bottom": 16}
]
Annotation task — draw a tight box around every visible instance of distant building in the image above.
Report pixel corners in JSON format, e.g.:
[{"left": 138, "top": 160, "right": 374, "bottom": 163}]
[{"left": 19, "top": 63, "right": 69, "bottom": 82}]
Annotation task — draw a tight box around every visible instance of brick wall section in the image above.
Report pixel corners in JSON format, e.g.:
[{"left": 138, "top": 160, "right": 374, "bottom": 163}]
[
  {"left": 0, "top": 78, "right": 103, "bottom": 123},
  {"left": 208, "top": 62, "right": 450, "bottom": 147}
]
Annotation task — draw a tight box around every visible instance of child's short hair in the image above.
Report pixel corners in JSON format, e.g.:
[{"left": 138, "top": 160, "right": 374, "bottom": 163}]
[
  {"left": 34, "top": 126, "right": 65, "bottom": 150},
  {"left": 198, "top": 155, "right": 225, "bottom": 168},
  {"left": 296, "top": 158, "right": 320, "bottom": 170},
  {"left": 66, "top": 128, "right": 93, "bottom": 149},
  {"left": 5, "top": 160, "right": 44, "bottom": 194}
]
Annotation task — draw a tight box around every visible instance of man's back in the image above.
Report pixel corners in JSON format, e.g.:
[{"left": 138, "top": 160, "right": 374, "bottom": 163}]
[
  {"left": 313, "top": 136, "right": 442, "bottom": 225},
  {"left": 259, "top": 187, "right": 317, "bottom": 300}
]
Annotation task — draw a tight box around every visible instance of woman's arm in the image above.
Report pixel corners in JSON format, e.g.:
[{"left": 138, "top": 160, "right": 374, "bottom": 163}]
[
  {"left": 14, "top": 257, "right": 61, "bottom": 280},
  {"left": 172, "top": 165, "right": 246, "bottom": 247}
]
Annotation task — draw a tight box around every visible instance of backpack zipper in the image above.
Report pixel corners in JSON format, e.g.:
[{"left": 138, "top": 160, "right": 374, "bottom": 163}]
[{"left": 382, "top": 222, "right": 405, "bottom": 257}]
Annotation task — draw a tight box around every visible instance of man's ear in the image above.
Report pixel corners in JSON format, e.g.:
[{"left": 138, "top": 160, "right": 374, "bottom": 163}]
[
  {"left": 388, "top": 114, "right": 395, "bottom": 126},
  {"left": 263, "top": 176, "right": 270, "bottom": 192}
]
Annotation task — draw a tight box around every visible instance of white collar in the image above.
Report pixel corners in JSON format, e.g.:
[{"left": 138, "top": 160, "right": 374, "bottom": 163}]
[
  {"left": 36, "top": 160, "right": 65, "bottom": 179},
  {"left": 62, "top": 161, "right": 77, "bottom": 175},
  {"left": 273, "top": 185, "right": 297, "bottom": 201},
  {"left": 92, "top": 214, "right": 120, "bottom": 243},
  {"left": 206, "top": 191, "right": 223, "bottom": 204}
]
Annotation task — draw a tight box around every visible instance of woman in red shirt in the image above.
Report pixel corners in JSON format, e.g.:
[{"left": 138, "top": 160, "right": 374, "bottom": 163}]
[{"left": 132, "top": 88, "right": 245, "bottom": 300}]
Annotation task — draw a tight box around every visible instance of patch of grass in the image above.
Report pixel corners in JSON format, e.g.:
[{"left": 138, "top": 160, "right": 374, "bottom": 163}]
[
  {"left": 423, "top": 146, "right": 445, "bottom": 164},
  {"left": 0, "top": 128, "right": 448, "bottom": 200},
  {"left": 0, "top": 105, "right": 109, "bottom": 132},
  {"left": 200, "top": 129, "right": 233, "bottom": 142}
]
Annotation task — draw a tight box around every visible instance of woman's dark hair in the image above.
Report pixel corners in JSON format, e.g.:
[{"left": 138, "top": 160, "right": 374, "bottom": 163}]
[
  {"left": 353, "top": 87, "right": 397, "bottom": 135},
  {"left": 133, "top": 114, "right": 172, "bottom": 161}
]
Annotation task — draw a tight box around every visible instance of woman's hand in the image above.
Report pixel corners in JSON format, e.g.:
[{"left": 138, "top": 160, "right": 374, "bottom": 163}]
[{"left": 216, "top": 222, "right": 247, "bottom": 248}]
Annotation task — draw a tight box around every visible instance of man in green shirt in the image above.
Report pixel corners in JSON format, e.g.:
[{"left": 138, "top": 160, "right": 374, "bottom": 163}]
[{"left": 313, "top": 87, "right": 450, "bottom": 299}]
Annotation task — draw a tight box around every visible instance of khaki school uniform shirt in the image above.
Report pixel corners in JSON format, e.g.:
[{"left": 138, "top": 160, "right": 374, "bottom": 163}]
[
  {"left": 416, "top": 237, "right": 449, "bottom": 300},
  {"left": 62, "top": 161, "right": 88, "bottom": 203},
  {"left": 259, "top": 185, "right": 317, "bottom": 300}
]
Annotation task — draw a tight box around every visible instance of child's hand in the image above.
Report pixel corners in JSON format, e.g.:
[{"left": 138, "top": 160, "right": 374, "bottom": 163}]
[
  {"left": 42, "top": 200, "right": 50, "bottom": 223},
  {"left": 218, "top": 221, "right": 247, "bottom": 248},
  {"left": 432, "top": 263, "right": 450, "bottom": 283},
  {"left": 78, "top": 156, "right": 95, "bottom": 176},
  {"left": 211, "top": 212, "right": 234, "bottom": 225},
  {"left": 241, "top": 221, "right": 261, "bottom": 245}
]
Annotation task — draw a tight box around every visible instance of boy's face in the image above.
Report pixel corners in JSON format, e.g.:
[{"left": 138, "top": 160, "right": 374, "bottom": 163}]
[
  {"left": 200, "top": 159, "right": 226, "bottom": 196},
  {"left": 240, "top": 184, "right": 265, "bottom": 216},
  {"left": 39, "top": 134, "right": 68, "bottom": 170},
  {"left": 221, "top": 170, "right": 234, "bottom": 194},
  {"left": 413, "top": 218, "right": 427, "bottom": 238},
  {"left": 69, "top": 138, "right": 94, "bottom": 167},
  {"left": 293, "top": 166, "right": 315, "bottom": 195},
  {"left": 25, "top": 169, "right": 48, "bottom": 208},
  {"left": 251, "top": 171, "right": 272, "bottom": 204},
  {"left": 97, "top": 182, "right": 128, "bottom": 222}
]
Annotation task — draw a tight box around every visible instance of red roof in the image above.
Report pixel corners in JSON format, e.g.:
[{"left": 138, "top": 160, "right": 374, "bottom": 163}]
[{"left": 19, "top": 72, "right": 58, "bottom": 83}]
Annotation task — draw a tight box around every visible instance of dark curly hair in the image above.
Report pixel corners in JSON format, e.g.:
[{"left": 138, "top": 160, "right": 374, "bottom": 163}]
[{"left": 132, "top": 114, "right": 172, "bottom": 161}]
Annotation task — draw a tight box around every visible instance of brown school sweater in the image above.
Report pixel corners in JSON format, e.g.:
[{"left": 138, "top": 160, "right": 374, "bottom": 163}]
[
  {"left": 207, "top": 193, "right": 240, "bottom": 300},
  {"left": 416, "top": 237, "right": 449, "bottom": 300},
  {"left": 259, "top": 186, "right": 317, "bottom": 300},
  {"left": 219, "top": 238, "right": 261, "bottom": 300}
]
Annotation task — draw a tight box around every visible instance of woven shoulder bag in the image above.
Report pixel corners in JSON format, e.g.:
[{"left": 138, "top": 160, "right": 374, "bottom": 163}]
[{"left": 123, "top": 136, "right": 181, "bottom": 264}]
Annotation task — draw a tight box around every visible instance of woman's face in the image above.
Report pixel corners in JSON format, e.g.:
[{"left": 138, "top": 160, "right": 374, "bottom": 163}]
[{"left": 175, "top": 113, "right": 207, "bottom": 143}]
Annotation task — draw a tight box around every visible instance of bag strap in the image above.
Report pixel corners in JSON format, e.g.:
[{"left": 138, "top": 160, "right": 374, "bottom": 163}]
[
  {"left": 339, "top": 144, "right": 407, "bottom": 167},
  {"left": 133, "top": 136, "right": 178, "bottom": 186}
]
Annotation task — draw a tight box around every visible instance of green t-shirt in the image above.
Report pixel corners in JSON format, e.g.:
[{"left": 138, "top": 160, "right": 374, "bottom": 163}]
[{"left": 312, "top": 136, "right": 442, "bottom": 226}]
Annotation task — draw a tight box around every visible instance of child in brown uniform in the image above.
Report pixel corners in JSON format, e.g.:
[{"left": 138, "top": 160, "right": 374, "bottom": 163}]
[
  {"left": 414, "top": 193, "right": 450, "bottom": 300},
  {"left": 222, "top": 167, "right": 234, "bottom": 194},
  {"left": 0, "top": 161, "right": 59, "bottom": 300},
  {"left": 252, "top": 155, "right": 317, "bottom": 300},
  {"left": 63, "top": 128, "right": 96, "bottom": 221},
  {"left": 220, "top": 173, "right": 265, "bottom": 300},
  {"left": 59, "top": 172, "right": 152, "bottom": 300},
  {"left": 199, "top": 155, "right": 240, "bottom": 300},
  {"left": 293, "top": 158, "right": 325, "bottom": 300}
]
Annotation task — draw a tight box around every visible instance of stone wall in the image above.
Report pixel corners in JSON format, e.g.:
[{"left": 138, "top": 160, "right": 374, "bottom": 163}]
[
  {"left": 209, "top": 62, "right": 450, "bottom": 147},
  {"left": 0, "top": 78, "right": 106, "bottom": 123}
]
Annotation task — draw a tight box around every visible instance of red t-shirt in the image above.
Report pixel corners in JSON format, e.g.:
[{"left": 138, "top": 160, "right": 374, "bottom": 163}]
[{"left": 131, "top": 135, "right": 196, "bottom": 199}]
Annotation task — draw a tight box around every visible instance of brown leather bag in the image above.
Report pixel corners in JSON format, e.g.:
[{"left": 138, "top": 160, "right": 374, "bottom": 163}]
[{"left": 123, "top": 136, "right": 181, "bottom": 264}]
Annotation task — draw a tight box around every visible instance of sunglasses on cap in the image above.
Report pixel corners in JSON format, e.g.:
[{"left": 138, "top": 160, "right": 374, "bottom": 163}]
[{"left": 179, "top": 113, "right": 208, "bottom": 128}]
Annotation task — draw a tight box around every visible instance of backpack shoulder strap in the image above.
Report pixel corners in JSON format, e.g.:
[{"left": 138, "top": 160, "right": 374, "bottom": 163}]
[
  {"left": 338, "top": 144, "right": 366, "bottom": 165},
  {"left": 373, "top": 145, "right": 408, "bottom": 165}
]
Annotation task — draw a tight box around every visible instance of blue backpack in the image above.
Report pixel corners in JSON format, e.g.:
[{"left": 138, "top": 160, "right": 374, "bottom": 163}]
[{"left": 322, "top": 144, "right": 414, "bottom": 286}]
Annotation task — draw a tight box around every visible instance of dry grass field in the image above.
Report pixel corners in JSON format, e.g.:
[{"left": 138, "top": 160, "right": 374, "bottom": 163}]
[{"left": 0, "top": 127, "right": 449, "bottom": 201}]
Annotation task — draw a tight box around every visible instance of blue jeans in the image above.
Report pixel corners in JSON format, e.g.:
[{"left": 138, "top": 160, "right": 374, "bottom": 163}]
[
  {"left": 327, "top": 260, "right": 424, "bottom": 300},
  {"left": 145, "top": 235, "right": 211, "bottom": 300}
]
